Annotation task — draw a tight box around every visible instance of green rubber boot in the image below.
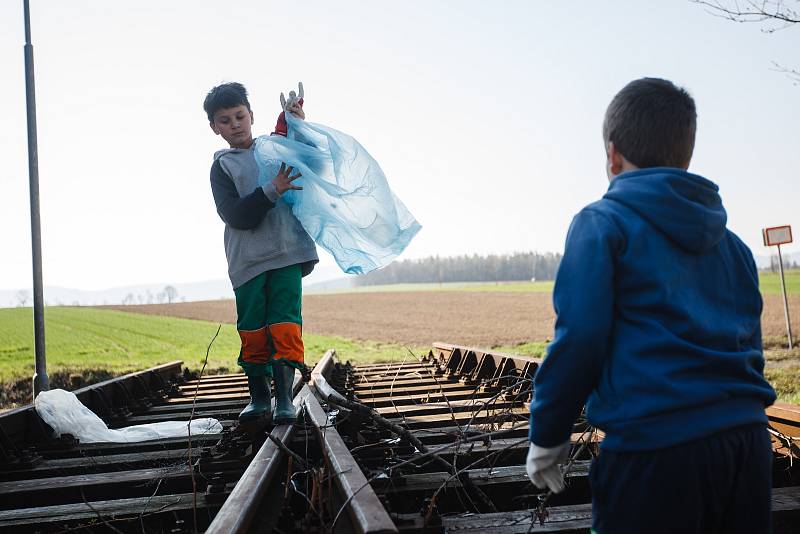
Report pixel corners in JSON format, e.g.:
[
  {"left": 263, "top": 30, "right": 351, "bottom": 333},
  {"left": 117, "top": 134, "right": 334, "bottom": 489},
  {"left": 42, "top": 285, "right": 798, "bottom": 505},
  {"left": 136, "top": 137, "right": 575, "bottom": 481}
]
[
  {"left": 273, "top": 363, "right": 296, "bottom": 424},
  {"left": 239, "top": 375, "right": 272, "bottom": 422}
]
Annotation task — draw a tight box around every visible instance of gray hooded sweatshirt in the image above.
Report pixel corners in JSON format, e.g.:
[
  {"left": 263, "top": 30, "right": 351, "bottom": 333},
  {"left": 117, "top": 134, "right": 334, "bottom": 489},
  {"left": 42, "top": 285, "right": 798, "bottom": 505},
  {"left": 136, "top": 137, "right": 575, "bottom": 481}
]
[{"left": 210, "top": 144, "right": 318, "bottom": 289}]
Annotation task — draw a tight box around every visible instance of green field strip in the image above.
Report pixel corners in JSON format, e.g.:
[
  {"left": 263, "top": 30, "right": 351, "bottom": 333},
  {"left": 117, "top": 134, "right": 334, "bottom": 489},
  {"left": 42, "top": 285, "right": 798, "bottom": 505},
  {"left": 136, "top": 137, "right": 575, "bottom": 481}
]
[{"left": 307, "top": 271, "right": 799, "bottom": 296}]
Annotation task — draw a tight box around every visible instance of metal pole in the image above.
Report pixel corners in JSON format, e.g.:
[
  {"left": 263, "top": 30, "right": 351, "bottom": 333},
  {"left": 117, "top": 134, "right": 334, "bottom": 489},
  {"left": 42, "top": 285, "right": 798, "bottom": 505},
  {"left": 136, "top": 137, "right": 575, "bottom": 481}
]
[
  {"left": 24, "top": 0, "right": 49, "bottom": 396},
  {"left": 777, "top": 244, "right": 794, "bottom": 349}
]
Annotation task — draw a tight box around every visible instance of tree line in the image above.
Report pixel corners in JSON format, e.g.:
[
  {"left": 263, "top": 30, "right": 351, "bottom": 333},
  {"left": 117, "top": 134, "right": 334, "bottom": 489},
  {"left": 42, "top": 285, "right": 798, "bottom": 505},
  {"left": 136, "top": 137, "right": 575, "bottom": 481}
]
[
  {"left": 354, "top": 252, "right": 563, "bottom": 286},
  {"left": 13, "top": 285, "right": 181, "bottom": 307}
]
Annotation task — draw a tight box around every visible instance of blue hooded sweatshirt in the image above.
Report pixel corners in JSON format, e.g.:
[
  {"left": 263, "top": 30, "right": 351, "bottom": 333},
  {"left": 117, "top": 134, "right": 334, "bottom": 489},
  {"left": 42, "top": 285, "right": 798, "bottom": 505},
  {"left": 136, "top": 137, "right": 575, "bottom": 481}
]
[{"left": 529, "top": 167, "right": 776, "bottom": 452}]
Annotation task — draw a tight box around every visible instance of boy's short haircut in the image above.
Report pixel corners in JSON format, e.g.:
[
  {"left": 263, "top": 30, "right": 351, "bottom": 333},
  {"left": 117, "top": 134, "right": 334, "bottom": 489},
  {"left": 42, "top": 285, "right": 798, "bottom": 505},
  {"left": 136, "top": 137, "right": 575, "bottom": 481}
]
[
  {"left": 203, "top": 82, "right": 251, "bottom": 123},
  {"left": 603, "top": 77, "right": 697, "bottom": 169}
]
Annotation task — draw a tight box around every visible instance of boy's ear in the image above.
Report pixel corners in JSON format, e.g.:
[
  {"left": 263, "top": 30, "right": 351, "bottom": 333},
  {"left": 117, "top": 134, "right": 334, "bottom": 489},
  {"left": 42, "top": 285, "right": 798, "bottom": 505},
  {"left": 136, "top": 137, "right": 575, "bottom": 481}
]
[
  {"left": 250, "top": 110, "right": 254, "bottom": 124},
  {"left": 606, "top": 141, "right": 625, "bottom": 178},
  {"left": 209, "top": 121, "right": 220, "bottom": 135}
]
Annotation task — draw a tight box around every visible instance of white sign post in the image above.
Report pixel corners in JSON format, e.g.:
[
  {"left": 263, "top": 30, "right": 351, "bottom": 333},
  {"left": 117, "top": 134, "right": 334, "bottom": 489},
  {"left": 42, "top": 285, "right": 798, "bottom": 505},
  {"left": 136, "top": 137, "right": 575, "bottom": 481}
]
[{"left": 762, "top": 225, "right": 794, "bottom": 349}]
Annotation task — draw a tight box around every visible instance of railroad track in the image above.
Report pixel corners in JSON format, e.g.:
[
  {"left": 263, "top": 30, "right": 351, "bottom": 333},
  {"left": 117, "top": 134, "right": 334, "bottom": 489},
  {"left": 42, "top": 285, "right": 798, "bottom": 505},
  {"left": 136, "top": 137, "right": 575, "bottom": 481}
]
[{"left": 1, "top": 343, "right": 798, "bottom": 533}]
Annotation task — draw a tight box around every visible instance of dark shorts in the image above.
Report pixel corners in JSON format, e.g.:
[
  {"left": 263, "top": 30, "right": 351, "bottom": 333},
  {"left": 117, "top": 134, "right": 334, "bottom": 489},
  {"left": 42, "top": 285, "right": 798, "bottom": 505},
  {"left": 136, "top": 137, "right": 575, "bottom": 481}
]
[{"left": 591, "top": 423, "right": 772, "bottom": 534}]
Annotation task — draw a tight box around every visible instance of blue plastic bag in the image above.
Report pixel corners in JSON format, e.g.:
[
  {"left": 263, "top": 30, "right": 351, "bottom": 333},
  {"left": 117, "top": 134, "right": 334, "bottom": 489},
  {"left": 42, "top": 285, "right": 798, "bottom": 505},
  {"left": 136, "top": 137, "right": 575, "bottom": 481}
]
[{"left": 253, "top": 113, "right": 421, "bottom": 274}]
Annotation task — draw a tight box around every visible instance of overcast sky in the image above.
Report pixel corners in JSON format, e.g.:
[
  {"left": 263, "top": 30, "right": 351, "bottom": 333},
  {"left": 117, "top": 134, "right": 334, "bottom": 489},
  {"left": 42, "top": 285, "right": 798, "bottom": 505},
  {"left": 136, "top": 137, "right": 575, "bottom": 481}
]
[{"left": 1, "top": 0, "right": 798, "bottom": 291}]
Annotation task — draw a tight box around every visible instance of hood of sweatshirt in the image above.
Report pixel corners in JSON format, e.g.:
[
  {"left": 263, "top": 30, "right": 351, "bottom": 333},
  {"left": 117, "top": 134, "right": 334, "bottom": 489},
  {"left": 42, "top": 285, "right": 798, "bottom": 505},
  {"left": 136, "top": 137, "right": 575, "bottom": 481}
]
[
  {"left": 603, "top": 167, "right": 727, "bottom": 253},
  {"left": 214, "top": 146, "right": 247, "bottom": 161}
]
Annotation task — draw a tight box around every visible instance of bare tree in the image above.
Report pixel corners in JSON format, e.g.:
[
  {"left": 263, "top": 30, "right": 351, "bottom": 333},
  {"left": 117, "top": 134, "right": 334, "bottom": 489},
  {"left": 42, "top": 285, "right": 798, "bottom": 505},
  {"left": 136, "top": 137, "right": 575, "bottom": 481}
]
[
  {"left": 15, "top": 290, "right": 31, "bottom": 307},
  {"left": 122, "top": 293, "right": 135, "bottom": 305},
  {"left": 692, "top": 1, "right": 800, "bottom": 81},
  {"left": 694, "top": 0, "right": 799, "bottom": 27},
  {"left": 163, "top": 285, "right": 179, "bottom": 304}
]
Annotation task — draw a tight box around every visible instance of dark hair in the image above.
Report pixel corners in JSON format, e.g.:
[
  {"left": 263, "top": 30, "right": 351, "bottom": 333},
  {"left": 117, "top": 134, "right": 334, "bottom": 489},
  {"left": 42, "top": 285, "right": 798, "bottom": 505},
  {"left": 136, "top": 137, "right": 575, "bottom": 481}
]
[
  {"left": 203, "top": 82, "right": 251, "bottom": 123},
  {"left": 603, "top": 78, "right": 697, "bottom": 169}
]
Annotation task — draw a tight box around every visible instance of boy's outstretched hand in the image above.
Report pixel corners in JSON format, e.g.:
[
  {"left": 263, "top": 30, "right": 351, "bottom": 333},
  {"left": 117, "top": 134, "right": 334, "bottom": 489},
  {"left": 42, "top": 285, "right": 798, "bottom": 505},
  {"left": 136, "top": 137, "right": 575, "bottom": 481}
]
[
  {"left": 280, "top": 82, "right": 305, "bottom": 119},
  {"left": 286, "top": 102, "right": 305, "bottom": 120},
  {"left": 272, "top": 162, "right": 303, "bottom": 194}
]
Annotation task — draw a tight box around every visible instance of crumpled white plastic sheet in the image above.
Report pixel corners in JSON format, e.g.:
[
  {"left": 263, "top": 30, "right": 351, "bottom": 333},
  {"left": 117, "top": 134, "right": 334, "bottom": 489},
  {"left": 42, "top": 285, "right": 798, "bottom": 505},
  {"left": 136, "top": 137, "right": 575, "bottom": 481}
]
[{"left": 34, "top": 388, "right": 223, "bottom": 443}]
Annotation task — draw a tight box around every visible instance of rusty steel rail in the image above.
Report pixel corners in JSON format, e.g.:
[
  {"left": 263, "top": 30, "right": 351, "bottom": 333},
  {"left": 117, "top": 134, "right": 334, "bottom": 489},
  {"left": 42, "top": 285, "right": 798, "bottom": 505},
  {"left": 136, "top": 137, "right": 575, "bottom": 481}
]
[
  {"left": 306, "top": 350, "right": 398, "bottom": 534},
  {"left": 205, "top": 372, "right": 307, "bottom": 534}
]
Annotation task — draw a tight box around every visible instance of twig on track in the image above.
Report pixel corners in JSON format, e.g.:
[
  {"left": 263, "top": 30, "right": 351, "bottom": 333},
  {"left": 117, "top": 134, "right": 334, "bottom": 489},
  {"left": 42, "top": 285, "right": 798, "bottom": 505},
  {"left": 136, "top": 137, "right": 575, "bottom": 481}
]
[
  {"left": 424, "top": 437, "right": 530, "bottom": 522},
  {"left": 187, "top": 324, "right": 221, "bottom": 534},
  {"left": 139, "top": 477, "right": 164, "bottom": 533},
  {"left": 388, "top": 351, "right": 411, "bottom": 422},
  {"left": 79, "top": 487, "right": 126, "bottom": 534},
  {"left": 267, "top": 431, "right": 310, "bottom": 470}
]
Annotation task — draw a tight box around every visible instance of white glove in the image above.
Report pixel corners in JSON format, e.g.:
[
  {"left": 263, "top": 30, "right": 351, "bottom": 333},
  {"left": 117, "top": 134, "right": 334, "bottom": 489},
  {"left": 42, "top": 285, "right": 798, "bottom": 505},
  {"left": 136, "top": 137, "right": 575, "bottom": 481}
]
[{"left": 526, "top": 441, "right": 570, "bottom": 493}]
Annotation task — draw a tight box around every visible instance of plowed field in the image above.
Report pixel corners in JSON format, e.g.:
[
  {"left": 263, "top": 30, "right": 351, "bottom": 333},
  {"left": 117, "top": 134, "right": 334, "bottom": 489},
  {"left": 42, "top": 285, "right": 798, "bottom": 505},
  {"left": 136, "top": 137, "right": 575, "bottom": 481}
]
[{"left": 103, "top": 292, "right": 800, "bottom": 347}]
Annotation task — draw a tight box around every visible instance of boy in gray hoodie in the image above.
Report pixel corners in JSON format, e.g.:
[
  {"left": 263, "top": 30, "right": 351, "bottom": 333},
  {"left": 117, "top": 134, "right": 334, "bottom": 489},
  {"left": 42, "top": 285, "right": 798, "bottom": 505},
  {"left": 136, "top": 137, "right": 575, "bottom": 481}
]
[{"left": 203, "top": 82, "right": 318, "bottom": 424}]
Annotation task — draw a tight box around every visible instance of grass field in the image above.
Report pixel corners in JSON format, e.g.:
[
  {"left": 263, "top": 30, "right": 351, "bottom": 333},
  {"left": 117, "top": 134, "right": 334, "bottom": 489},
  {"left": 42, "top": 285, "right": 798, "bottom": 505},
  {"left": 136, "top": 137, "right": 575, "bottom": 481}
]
[
  {"left": 311, "top": 270, "right": 799, "bottom": 296},
  {"left": 758, "top": 269, "right": 800, "bottom": 295},
  {"left": 0, "top": 307, "right": 419, "bottom": 385}
]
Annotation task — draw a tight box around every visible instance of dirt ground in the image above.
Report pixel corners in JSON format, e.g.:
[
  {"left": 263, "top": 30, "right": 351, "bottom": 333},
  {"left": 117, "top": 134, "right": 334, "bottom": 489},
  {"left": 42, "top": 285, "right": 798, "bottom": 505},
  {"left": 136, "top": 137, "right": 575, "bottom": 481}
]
[{"left": 103, "top": 292, "right": 800, "bottom": 348}]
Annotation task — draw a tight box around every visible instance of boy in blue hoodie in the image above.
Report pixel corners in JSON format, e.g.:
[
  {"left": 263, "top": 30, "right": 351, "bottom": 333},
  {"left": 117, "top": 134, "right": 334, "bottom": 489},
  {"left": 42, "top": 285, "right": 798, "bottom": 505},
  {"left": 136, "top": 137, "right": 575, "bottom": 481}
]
[{"left": 527, "top": 78, "right": 777, "bottom": 533}]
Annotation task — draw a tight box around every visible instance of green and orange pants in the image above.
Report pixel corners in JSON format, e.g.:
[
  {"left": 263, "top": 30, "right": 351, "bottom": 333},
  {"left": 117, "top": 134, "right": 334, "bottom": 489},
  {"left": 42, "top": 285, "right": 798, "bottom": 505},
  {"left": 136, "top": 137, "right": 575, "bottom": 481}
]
[{"left": 234, "top": 264, "right": 304, "bottom": 376}]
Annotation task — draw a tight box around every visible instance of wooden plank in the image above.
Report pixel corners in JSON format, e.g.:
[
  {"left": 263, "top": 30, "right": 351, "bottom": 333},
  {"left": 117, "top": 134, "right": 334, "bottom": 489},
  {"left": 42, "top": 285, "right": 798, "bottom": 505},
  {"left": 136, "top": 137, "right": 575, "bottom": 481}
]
[
  {"left": 441, "top": 486, "right": 800, "bottom": 533},
  {"left": 374, "top": 462, "right": 590, "bottom": 495},
  {"left": 0, "top": 447, "right": 200, "bottom": 481},
  {"left": 357, "top": 381, "right": 478, "bottom": 398},
  {"left": 37, "top": 433, "right": 222, "bottom": 459},
  {"left": 134, "top": 398, "right": 248, "bottom": 415},
  {"left": 0, "top": 465, "right": 191, "bottom": 497},
  {"left": 355, "top": 377, "right": 449, "bottom": 389},
  {"left": 383, "top": 406, "right": 530, "bottom": 430},
  {"left": 772, "top": 485, "right": 800, "bottom": 512},
  {"left": 365, "top": 390, "right": 500, "bottom": 408},
  {"left": 178, "top": 380, "right": 248, "bottom": 392},
  {"left": 183, "top": 373, "right": 246, "bottom": 384},
  {"left": 375, "top": 399, "right": 520, "bottom": 418},
  {"left": 442, "top": 503, "right": 592, "bottom": 533},
  {"left": 165, "top": 392, "right": 250, "bottom": 404},
  {"left": 173, "top": 386, "right": 248, "bottom": 396},
  {"left": 354, "top": 362, "right": 426, "bottom": 371},
  {"left": 116, "top": 408, "right": 241, "bottom": 426},
  {"left": 0, "top": 490, "right": 225, "bottom": 527}
]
